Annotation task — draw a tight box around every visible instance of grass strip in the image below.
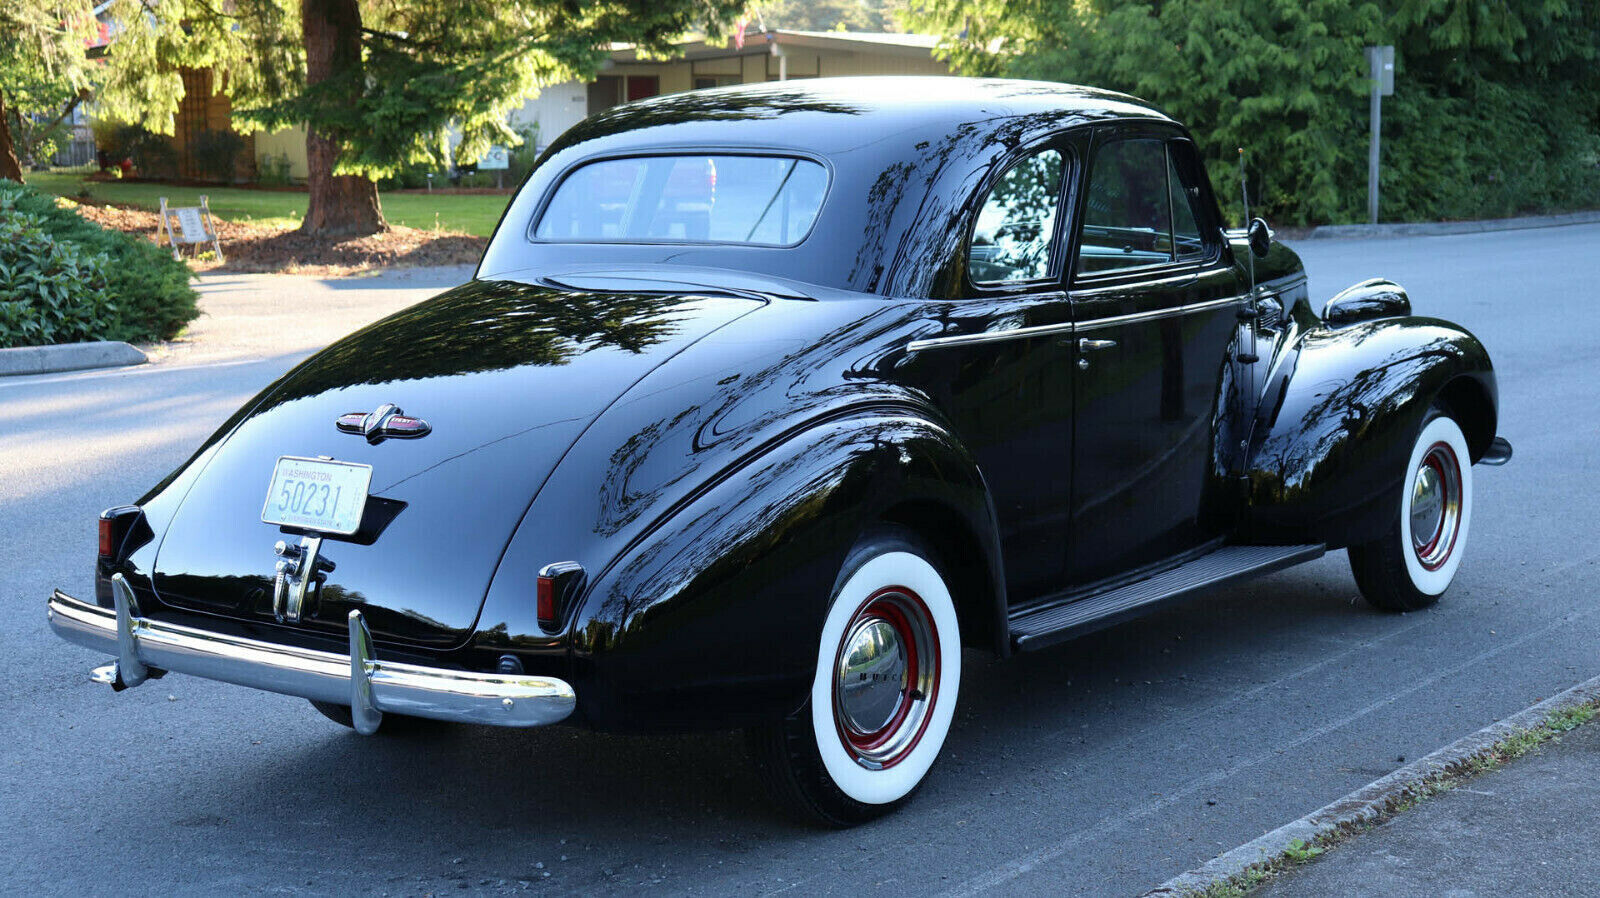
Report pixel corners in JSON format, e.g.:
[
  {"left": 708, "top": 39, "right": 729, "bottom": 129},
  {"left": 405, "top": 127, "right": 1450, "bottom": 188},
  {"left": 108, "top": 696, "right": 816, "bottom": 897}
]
[{"left": 1181, "top": 699, "right": 1600, "bottom": 898}]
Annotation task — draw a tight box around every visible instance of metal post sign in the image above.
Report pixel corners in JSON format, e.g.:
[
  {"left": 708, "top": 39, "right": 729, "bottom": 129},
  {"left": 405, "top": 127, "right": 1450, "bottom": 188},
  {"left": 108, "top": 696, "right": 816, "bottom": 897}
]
[
  {"left": 1371, "top": 45, "right": 1394, "bottom": 96},
  {"left": 477, "top": 146, "right": 510, "bottom": 170},
  {"left": 1366, "top": 45, "right": 1395, "bottom": 225}
]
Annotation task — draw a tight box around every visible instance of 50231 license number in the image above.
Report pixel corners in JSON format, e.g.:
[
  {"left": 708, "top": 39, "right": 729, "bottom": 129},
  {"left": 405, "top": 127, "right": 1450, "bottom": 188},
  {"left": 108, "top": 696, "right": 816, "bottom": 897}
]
[{"left": 260, "top": 456, "right": 372, "bottom": 535}]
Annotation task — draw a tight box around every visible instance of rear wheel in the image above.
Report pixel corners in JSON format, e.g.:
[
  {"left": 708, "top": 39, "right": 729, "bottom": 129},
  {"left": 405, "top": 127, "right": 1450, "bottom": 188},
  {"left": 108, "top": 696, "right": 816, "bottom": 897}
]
[
  {"left": 1349, "top": 409, "right": 1473, "bottom": 611},
  {"left": 747, "top": 529, "right": 962, "bottom": 826}
]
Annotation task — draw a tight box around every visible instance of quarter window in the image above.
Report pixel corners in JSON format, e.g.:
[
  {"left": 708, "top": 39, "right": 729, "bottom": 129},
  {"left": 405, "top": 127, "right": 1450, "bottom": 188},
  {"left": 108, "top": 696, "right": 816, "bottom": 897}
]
[
  {"left": 1169, "top": 151, "right": 1205, "bottom": 261},
  {"left": 968, "top": 149, "right": 1066, "bottom": 285}
]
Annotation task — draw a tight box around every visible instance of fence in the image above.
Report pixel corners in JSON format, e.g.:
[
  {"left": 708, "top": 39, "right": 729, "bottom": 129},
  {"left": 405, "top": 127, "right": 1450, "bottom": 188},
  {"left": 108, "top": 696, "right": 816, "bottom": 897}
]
[{"left": 51, "top": 125, "right": 97, "bottom": 168}]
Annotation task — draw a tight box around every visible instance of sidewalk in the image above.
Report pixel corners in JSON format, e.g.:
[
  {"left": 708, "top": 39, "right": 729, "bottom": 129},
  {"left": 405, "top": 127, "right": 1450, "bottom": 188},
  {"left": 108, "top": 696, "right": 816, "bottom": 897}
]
[
  {"left": 1255, "top": 719, "right": 1600, "bottom": 896},
  {"left": 142, "top": 264, "right": 474, "bottom": 368}
]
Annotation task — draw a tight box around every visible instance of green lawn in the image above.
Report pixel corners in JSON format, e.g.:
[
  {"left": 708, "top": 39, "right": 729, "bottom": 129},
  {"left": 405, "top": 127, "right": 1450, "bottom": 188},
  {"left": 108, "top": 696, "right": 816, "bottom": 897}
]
[{"left": 26, "top": 170, "right": 511, "bottom": 237}]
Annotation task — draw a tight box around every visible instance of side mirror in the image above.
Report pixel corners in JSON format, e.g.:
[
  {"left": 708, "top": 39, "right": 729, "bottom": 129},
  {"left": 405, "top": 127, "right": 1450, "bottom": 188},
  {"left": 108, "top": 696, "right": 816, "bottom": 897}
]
[{"left": 1247, "top": 217, "right": 1272, "bottom": 258}]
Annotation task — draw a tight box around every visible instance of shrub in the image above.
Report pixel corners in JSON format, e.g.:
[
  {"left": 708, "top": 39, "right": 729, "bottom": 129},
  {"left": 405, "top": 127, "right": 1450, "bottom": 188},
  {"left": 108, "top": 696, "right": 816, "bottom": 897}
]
[
  {"left": 0, "top": 212, "right": 118, "bottom": 348},
  {"left": 117, "top": 124, "right": 178, "bottom": 180},
  {"left": 506, "top": 124, "right": 542, "bottom": 184},
  {"left": 256, "top": 151, "right": 294, "bottom": 187},
  {"left": 0, "top": 180, "right": 199, "bottom": 346},
  {"left": 192, "top": 128, "right": 246, "bottom": 182}
]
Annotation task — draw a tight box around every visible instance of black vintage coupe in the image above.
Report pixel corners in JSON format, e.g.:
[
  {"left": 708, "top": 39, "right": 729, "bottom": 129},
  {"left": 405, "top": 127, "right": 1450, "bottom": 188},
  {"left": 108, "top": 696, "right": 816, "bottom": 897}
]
[{"left": 49, "top": 78, "right": 1510, "bottom": 825}]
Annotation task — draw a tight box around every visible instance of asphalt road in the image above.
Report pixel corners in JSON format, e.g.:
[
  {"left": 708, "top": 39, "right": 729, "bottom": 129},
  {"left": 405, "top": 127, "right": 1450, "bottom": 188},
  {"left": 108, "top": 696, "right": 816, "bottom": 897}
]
[{"left": 3, "top": 226, "right": 1596, "bottom": 896}]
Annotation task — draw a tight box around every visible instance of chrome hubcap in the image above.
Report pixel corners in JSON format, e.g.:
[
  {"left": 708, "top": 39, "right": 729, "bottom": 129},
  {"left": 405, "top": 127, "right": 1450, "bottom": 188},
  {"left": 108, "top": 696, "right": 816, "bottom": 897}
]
[
  {"left": 832, "top": 588, "right": 939, "bottom": 770},
  {"left": 837, "top": 618, "right": 908, "bottom": 735},
  {"left": 1409, "top": 442, "right": 1462, "bottom": 571}
]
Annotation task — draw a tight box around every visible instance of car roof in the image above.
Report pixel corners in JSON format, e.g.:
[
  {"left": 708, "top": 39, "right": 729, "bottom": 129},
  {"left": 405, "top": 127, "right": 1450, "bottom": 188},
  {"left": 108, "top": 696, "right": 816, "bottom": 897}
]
[
  {"left": 481, "top": 77, "right": 1184, "bottom": 298},
  {"left": 548, "top": 77, "right": 1174, "bottom": 157}
]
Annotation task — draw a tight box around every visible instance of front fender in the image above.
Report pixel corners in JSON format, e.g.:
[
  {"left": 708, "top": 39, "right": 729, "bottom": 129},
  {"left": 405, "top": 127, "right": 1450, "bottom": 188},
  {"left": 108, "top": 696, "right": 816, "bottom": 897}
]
[
  {"left": 566, "top": 410, "right": 1001, "bottom": 732},
  {"left": 1244, "top": 317, "right": 1496, "bottom": 547}
]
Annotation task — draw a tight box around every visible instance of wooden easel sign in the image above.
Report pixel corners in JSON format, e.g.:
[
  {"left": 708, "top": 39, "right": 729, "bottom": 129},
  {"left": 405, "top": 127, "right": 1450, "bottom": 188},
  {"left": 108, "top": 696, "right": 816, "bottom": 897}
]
[{"left": 157, "top": 196, "right": 225, "bottom": 262}]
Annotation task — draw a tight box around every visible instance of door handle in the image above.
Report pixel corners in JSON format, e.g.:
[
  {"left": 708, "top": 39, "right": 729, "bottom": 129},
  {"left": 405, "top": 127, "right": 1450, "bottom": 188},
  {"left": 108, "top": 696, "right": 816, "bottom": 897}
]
[{"left": 1078, "top": 338, "right": 1118, "bottom": 352}]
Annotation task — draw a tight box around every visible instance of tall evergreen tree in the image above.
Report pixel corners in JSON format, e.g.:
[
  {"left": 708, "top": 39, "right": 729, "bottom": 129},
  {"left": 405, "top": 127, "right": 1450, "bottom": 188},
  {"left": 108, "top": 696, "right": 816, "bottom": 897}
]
[
  {"left": 97, "top": 0, "right": 748, "bottom": 235},
  {"left": 0, "top": 0, "right": 99, "bottom": 183},
  {"left": 905, "top": 0, "right": 1600, "bottom": 224}
]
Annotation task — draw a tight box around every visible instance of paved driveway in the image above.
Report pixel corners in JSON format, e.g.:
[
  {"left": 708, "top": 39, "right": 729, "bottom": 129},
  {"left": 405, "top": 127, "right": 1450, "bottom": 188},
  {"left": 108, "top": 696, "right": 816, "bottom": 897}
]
[{"left": 2, "top": 227, "right": 1595, "bottom": 896}]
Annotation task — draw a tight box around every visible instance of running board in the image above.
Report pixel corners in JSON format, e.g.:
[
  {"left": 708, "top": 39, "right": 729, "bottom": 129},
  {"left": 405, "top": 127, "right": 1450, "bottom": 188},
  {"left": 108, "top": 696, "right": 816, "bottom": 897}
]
[{"left": 1009, "top": 544, "right": 1325, "bottom": 652}]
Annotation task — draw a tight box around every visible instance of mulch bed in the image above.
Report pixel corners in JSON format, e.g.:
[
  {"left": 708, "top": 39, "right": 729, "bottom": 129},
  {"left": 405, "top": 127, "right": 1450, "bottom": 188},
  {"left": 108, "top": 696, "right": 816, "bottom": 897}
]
[{"left": 60, "top": 197, "right": 487, "bottom": 275}]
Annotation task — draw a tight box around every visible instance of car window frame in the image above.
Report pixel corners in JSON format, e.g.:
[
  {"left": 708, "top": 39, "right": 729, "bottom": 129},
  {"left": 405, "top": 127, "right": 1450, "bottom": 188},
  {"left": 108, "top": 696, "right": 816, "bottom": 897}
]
[
  {"left": 962, "top": 138, "right": 1080, "bottom": 298},
  {"left": 525, "top": 147, "right": 836, "bottom": 249},
  {"left": 1068, "top": 126, "right": 1223, "bottom": 288}
]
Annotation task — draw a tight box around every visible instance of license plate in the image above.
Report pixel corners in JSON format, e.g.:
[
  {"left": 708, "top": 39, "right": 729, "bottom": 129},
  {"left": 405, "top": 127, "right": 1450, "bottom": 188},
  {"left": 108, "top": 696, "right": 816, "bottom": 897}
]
[{"left": 260, "top": 456, "right": 373, "bottom": 535}]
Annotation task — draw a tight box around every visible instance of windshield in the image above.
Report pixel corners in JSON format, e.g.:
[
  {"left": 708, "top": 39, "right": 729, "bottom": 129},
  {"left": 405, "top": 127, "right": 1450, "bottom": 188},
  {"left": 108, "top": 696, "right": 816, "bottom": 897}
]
[{"left": 534, "top": 154, "right": 829, "bottom": 246}]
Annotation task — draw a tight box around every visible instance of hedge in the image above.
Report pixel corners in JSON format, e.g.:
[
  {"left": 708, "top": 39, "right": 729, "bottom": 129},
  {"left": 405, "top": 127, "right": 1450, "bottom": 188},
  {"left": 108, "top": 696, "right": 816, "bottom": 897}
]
[{"left": 0, "top": 179, "right": 198, "bottom": 348}]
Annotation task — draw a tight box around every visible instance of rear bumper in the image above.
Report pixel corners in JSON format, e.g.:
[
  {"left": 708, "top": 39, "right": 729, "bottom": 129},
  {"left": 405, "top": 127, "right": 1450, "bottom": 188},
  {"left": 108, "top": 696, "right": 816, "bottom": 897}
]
[{"left": 46, "top": 576, "right": 575, "bottom": 733}]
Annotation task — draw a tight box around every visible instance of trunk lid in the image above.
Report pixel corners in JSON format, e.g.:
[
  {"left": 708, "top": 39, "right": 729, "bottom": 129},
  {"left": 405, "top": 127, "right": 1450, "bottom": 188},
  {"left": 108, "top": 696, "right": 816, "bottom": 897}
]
[{"left": 151, "top": 279, "right": 759, "bottom": 648}]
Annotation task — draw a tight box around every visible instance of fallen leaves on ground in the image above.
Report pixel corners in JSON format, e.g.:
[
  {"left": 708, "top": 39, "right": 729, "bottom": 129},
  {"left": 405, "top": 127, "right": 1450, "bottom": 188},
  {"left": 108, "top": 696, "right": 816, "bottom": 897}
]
[{"left": 61, "top": 198, "right": 486, "bottom": 275}]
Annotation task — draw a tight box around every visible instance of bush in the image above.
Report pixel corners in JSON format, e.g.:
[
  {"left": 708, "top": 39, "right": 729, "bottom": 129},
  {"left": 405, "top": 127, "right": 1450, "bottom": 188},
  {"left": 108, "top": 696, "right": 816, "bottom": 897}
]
[
  {"left": 506, "top": 123, "right": 542, "bottom": 184},
  {"left": 256, "top": 152, "right": 294, "bottom": 187},
  {"left": 0, "top": 180, "right": 199, "bottom": 346},
  {"left": 0, "top": 212, "right": 118, "bottom": 348},
  {"left": 377, "top": 162, "right": 447, "bottom": 191},
  {"left": 117, "top": 124, "right": 178, "bottom": 180},
  {"left": 192, "top": 129, "right": 247, "bottom": 182}
]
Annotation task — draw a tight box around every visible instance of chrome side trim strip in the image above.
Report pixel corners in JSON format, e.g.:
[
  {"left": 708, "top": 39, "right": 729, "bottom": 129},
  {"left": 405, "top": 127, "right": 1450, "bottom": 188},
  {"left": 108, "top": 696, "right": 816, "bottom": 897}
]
[
  {"left": 908, "top": 294, "right": 1248, "bottom": 352},
  {"left": 906, "top": 320, "right": 1075, "bottom": 353},
  {"left": 1075, "top": 294, "right": 1246, "bottom": 332},
  {"left": 47, "top": 587, "right": 576, "bottom": 729}
]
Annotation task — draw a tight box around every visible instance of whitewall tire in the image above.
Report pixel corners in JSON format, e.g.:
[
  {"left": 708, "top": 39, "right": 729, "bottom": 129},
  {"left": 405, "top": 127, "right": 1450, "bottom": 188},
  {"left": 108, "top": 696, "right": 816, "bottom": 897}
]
[
  {"left": 1350, "top": 409, "right": 1474, "bottom": 611},
  {"left": 748, "top": 529, "right": 961, "bottom": 825}
]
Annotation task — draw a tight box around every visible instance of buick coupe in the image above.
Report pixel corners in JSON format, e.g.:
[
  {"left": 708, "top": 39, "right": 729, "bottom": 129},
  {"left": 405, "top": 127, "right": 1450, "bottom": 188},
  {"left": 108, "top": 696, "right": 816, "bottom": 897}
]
[{"left": 48, "top": 78, "right": 1510, "bottom": 825}]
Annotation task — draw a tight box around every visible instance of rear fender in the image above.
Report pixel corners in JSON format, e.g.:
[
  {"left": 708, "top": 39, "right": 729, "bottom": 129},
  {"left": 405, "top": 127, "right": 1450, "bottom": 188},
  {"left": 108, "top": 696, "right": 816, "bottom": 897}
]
[
  {"left": 1244, "top": 317, "right": 1495, "bottom": 548},
  {"left": 568, "top": 410, "right": 1003, "bottom": 732}
]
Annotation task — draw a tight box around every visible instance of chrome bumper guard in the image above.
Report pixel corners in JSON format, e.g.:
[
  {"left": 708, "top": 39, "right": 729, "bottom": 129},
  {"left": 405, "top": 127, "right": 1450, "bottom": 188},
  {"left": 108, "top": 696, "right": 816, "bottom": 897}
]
[{"left": 47, "top": 574, "right": 575, "bottom": 734}]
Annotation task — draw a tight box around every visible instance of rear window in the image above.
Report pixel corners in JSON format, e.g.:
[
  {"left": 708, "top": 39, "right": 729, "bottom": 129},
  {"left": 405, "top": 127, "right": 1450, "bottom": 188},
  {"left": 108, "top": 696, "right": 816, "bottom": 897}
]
[{"left": 534, "top": 155, "right": 829, "bottom": 246}]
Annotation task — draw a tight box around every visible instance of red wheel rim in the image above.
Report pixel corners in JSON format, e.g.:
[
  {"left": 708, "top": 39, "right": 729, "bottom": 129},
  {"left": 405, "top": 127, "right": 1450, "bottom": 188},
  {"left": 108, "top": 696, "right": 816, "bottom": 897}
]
[
  {"left": 831, "top": 586, "right": 940, "bottom": 770},
  {"left": 1410, "top": 441, "right": 1462, "bottom": 571}
]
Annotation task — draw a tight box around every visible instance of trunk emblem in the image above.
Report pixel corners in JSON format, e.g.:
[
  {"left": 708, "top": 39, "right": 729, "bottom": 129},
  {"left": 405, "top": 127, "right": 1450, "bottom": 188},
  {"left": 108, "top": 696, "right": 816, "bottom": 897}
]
[{"left": 336, "top": 404, "right": 431, "bottom": 443}]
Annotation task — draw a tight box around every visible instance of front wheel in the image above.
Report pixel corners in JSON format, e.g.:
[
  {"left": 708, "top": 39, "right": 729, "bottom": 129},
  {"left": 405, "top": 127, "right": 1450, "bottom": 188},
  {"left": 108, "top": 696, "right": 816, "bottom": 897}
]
[
  {"left": 747, "top": 529, "right": 962, "bottom": 826},
  {"left": 1349, "top": 409, "right": 1474, "bottom": 611}
]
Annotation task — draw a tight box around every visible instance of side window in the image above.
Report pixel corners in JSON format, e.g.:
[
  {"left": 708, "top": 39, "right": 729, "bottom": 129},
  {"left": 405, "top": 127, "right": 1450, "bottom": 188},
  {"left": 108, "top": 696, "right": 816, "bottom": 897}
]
[
  {"left": 968, "top": 149, "right": 1065, "bottom": 285},
  {"left": 1077, "top": 138, "right": 1171, "bottom": 275},
  {"left": 1076, "top": 137, "right": 1214, "bottom": 276}
]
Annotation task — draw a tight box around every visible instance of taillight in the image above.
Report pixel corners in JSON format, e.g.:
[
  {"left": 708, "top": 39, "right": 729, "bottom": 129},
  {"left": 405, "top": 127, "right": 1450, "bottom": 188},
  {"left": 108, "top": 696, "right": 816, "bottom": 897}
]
[
  {"left": 98, "top": 517, "right": 116, "bottom": 558},
  {"left": 98, "top": 505, "right": 144, "bottom": 564},
  {"left": 536, "top": 561, "right": 586, "bottom": 630},
  {"left": 536, "top": 574, "right": 556, "bottom": 623}
]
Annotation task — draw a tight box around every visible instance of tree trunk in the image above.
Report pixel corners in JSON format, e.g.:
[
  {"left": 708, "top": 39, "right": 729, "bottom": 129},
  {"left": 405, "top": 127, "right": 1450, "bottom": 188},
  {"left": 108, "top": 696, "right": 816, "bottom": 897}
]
[
  {"left": 0, "top": 90, "right": 23, "bottom": 183},
  {"left": 299, "top": 0, "right": 384, "bottom": 235}
]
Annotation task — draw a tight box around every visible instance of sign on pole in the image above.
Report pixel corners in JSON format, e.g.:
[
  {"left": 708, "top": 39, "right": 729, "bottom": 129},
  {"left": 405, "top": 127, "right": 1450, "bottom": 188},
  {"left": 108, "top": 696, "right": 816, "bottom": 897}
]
[
  {"left": 1366, "top": 45, "right": 1394, "bottom": 225},
  {"left": 477, "top": 146, "right": 510, "bottom": 170},
  {"left": 477, "top": 146, "right": 510, "bottom": 189}
]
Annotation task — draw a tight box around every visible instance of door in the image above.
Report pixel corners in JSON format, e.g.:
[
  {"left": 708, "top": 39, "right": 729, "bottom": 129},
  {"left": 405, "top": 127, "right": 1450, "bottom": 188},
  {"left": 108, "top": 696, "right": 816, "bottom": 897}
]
[
  {"left": 901, "top": 141, "right": 1081, "bottom": 601},
  {"left": 1065, "top": 131, "right": 1245, "bottom": 585}
]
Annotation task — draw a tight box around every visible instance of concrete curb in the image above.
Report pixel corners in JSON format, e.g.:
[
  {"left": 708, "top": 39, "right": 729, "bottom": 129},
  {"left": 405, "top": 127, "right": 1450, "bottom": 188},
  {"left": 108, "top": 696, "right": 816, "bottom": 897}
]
[
  {"left": 1143, "top": 673, "right": 1600, "bottom": 897},
  {"left": 0, "top": 340, "right": 148, "bottom": 376},
  {"left": 1301, "top": 210, "right": 1600, "bottom": 240}
]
